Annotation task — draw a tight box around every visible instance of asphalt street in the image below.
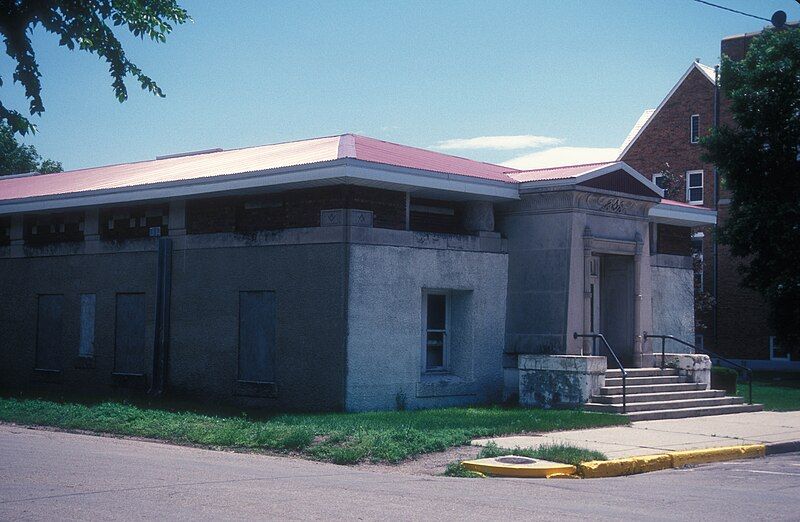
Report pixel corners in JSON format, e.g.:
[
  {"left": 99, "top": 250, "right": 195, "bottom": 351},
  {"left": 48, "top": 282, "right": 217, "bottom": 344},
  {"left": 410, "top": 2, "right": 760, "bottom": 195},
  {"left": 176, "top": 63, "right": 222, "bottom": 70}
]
[{"left": 1, "top": 424, "right": 798, "bottom": 521}]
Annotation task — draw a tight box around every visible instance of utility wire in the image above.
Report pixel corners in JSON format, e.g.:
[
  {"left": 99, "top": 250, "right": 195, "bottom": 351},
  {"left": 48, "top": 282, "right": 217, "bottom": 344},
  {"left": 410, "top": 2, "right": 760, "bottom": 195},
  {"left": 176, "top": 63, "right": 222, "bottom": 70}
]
[{"left": 692, "top": 0, "right": 771, "bottom": 22}]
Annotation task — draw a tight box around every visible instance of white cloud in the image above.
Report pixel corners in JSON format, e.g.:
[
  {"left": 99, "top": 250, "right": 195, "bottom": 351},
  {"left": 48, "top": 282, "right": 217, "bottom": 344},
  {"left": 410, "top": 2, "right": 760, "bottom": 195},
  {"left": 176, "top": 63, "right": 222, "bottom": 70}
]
[
  {"left": 502, "top": 146, "right": 620, "bottom": 170},
  {"left": 433, "top": 135, "right": 562, "bottom": 151}
]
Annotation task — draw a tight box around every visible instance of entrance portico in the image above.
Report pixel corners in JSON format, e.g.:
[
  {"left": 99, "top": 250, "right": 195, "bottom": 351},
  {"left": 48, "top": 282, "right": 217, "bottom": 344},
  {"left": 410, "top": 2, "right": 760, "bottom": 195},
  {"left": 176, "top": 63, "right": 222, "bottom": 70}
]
[{"left": 499, "top": 162, "right": 661, "bottom": 370}]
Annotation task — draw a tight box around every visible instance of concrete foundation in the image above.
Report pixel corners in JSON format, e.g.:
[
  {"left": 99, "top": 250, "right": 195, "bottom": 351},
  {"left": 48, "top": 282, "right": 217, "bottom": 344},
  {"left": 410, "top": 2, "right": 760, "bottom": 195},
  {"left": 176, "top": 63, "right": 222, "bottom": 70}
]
[{"left": 518, "top": 354, "right": 606, "bottom": 408}]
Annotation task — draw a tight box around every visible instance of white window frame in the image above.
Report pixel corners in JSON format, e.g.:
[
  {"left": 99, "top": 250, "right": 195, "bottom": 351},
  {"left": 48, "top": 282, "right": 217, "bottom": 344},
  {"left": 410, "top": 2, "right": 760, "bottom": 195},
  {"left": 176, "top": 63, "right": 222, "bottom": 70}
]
[
  {"left": 653, "top": 172, "right": 666, "bottom": 190},
  {"left": 422, "top": 290, "right": 450, "bottom": 373},
  {"left": 770, "top": 336, "right": 791, "bottom": 361},
  {"left": 686, "top": 170, "right": 704, "bottom": 205},
  {"left": 690, "top": 114, "right": 700, "bottom": 144}
]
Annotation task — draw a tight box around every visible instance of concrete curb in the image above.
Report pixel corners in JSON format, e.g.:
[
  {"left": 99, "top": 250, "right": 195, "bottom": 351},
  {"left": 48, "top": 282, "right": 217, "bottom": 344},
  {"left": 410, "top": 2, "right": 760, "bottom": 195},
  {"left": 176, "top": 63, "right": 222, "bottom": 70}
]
[
  {"left": 764, "top": 441, "right": 800, "bottom": 455},
  {"left": 578, "top": 444, "right": 766, "bottom": 479}
]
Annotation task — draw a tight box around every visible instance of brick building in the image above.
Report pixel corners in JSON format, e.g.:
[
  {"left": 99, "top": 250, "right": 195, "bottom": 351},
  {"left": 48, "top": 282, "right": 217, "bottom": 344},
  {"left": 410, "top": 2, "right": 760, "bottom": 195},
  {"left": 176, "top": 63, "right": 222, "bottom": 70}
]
[{"left": 619, "top": 27, "right": 794, "bottom": 366}]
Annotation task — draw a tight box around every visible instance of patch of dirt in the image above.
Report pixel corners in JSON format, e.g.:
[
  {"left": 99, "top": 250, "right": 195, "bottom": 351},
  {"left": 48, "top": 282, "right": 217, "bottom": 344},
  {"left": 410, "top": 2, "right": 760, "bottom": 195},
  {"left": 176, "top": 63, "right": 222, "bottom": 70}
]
[{"left": 355, "top": 444, "right": 482, "bottom": 476}]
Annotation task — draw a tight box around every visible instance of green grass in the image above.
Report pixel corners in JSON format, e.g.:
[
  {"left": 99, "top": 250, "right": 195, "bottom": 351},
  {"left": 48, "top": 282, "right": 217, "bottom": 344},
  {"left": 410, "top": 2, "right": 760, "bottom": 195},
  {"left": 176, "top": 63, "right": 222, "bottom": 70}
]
[
  {"left": 737, "top": 373, "right": 800, "bottom": 411},
  {"left": 477, "top": 441, "right": 607, "bottom": 466},
  {"left": 442, "top": 442, "right": 607, "bottom": 478},
  {"left": 0, "top": 396, "right": 627, "bottom": 464}
]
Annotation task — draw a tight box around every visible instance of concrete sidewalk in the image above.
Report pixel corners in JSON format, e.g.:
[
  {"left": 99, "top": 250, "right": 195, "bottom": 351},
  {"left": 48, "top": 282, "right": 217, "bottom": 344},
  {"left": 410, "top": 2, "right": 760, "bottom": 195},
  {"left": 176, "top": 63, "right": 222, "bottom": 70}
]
[{"left": 474, "top": 411, "right": 800, "bottom": 458}]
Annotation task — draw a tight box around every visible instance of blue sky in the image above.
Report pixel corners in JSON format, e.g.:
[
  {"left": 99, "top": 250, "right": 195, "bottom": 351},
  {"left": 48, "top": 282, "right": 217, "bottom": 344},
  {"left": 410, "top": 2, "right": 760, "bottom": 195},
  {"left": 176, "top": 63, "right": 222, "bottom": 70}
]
[{"left": 1, "top": 0, "right": 797, "bottom": 171}]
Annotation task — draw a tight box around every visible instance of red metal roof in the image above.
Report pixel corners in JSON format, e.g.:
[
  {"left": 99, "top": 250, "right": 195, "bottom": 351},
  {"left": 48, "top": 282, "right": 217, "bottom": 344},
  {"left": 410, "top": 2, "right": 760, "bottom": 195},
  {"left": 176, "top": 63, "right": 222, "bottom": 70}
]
[
  {"left": 346, "top": 134, "right": 516, "bottom": 182},
  {"left": 0, "top": 134, "right": 519, "bottom": 203},
  {"left": 507, "top": 162, "right": 618, "bottom": 182},
  {"left": 660, "top": 198, "right": 714, "bottom": 211}
]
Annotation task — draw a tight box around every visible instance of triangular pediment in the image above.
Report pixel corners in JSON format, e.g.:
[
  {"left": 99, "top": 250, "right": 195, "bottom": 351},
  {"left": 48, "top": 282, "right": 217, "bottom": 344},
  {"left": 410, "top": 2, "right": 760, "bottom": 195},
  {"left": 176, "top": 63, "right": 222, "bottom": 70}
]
[{"left": 578, "top": 168, "right": 661, "bottom": 198}]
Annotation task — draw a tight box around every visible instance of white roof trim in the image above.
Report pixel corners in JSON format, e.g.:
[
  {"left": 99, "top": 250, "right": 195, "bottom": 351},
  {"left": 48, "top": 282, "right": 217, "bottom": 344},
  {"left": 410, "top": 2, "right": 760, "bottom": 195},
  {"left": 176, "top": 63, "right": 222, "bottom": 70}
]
[
  {"left": 649, "top": 202, "right": 717, "bottom": 226},
  {"left": 0, "top": 159, "right": 519, "bottom": 215},
  {"left": 518, "top": 161, "right": 664, "bottom": 198},
  {"left": 617, "top": 62, "right": 716, "bottom": 160}
]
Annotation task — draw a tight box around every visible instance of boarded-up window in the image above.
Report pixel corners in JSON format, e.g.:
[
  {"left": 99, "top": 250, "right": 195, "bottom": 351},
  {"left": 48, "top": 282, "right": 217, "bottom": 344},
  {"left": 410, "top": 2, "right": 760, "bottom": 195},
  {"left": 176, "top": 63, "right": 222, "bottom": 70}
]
[
  {"left": 36, "top": 295, "right": 64, "bottom": 370},
  {"left": 78, "top": 294, "right": 96, "bottom": 358},
  {"left": 114, "top": 293, "right": 146, "bottom": 375},
  {"left": 238, "top": 291, "right": 276, "bottom": 383}
]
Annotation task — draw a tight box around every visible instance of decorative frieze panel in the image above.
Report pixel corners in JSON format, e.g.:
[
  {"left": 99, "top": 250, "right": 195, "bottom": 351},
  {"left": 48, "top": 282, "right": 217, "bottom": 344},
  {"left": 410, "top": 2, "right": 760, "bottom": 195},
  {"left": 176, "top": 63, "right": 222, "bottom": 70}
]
[{"left": 498, "top": 188, "right": 654, "bottom": 218}]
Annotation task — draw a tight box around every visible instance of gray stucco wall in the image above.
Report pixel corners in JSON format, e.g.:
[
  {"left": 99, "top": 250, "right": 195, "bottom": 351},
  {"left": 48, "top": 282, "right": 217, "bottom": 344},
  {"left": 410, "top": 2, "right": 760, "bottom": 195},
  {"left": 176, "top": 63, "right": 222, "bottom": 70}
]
[
  {"left": 345, "top": 242, "right": 508, "bottom": 411},
  {"left": 650, "top": 254, "right": 695, "bottom": 354},
  {"left": 497, "top": 210, "right": 572, "bottom": 357},
  {"left": 0, "top": 241, "right": 159, "bottom": 393},
  {"left": 168, "top": 240, "right": 348, "bottom": 411},
  {"left": 0, "top": 234, "right": 349, "bottom": 411}
]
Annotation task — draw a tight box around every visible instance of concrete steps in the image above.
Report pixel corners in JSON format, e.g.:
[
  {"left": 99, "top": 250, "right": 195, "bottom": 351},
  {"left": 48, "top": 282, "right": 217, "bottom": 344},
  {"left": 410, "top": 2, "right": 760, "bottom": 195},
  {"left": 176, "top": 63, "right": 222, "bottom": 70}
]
[
  {"left": 605, "top": 375, "right": 682, "bottom": 386},
  {"left": 586, "top": 367, "right": 763, "bottom": 420},
  {"left": 585, "top": 395, "right": 747, "bottom": 413},
  {"left": 625, "top": 404, "right": 764, "bottom": 422},
  {"left": 590, "top": 389, "right": 725, "bottom": 404},
  {"left": 600, "top": 382, "right": 708, "bottom": 395}
]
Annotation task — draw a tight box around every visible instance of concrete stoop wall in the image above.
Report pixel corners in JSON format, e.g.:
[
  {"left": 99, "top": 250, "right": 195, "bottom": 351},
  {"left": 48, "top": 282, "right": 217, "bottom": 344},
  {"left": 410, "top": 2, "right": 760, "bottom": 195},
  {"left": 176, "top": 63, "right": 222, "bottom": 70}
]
[
  {"left": 344, "top": 243, "right": 508, "bottom": 411},
  {"left": 518, "top": 355, "right": 607, "bottom": 408}
]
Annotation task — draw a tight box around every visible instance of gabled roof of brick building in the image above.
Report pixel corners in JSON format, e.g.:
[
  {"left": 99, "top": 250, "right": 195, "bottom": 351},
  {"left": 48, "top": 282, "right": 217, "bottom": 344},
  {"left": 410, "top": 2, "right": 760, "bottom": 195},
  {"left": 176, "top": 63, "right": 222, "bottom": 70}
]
[{"left": 617, "top": 61, "right": 716, "bottom": 160}]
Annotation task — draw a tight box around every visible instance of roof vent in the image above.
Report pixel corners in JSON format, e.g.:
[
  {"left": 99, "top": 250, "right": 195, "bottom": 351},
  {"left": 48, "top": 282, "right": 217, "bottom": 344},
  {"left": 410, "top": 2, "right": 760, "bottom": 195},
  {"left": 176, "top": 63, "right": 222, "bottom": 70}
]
[{"left": 156, "top": 148, "right": 223, "bottom": 160}]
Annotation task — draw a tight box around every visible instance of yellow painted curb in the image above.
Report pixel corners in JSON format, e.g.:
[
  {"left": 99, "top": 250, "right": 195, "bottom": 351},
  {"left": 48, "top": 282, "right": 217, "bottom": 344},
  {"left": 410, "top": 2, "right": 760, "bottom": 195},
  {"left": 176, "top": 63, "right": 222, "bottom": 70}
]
[
  {"left": 577, "top": 444, "right": 766, "bottom": 479},
  {"left": 461, "top": 457, "right": 577, "bottom": 478},
  {"left": 670, "top": 444, "right": 765, "bottom": 468}
]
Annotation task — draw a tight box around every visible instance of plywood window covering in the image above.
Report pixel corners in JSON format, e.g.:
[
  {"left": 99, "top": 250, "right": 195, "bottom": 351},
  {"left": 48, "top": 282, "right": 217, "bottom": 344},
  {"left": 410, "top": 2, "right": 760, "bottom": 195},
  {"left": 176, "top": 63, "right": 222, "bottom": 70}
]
[{"left": 238, "top": 291, "right": 277, "bottom": 383}]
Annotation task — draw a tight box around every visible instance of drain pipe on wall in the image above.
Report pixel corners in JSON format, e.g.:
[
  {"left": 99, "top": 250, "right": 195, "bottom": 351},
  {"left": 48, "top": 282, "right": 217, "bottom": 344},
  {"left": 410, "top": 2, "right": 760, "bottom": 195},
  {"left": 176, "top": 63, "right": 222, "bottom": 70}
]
[
  {"left": 150, "top": 236, "right": 173, "bottom": 396},
  {"left": 712, "top": 65, "right": 720, "bottom": 351}
]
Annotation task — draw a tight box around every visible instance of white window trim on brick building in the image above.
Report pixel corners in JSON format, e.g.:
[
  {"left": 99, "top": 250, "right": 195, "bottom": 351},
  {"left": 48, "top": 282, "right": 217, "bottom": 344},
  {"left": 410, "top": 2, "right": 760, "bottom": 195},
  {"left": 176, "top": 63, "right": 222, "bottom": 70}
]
[
  {"left": 690, "top": 114, "right": 700, "bottom": 144},
  {"left": 422, "top": 290, "right": 450, "bottom": 373},
  {"left": 769, "top": 336, "right": 791, "bottom": 361},
  {"left": 686, "top": 170, "right": 704, "bottom": 205},
  {"left": 653, "top": 172, "right": 666, "bottom": 190}
]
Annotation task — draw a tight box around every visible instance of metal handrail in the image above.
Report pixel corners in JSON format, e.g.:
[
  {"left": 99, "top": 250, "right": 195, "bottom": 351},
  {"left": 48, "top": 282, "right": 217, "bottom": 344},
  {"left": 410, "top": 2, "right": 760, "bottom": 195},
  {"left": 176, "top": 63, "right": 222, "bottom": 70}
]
[
  {"left": 573, "top": 332, "right": 628, "bottom": 414},
  {"left": 643, "top": 333, "right": 753, "bottom": 405}
]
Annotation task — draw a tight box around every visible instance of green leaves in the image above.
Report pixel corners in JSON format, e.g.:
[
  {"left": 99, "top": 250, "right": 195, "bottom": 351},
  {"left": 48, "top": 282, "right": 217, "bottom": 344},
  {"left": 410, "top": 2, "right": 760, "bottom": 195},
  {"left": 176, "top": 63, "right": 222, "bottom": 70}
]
[
  {"left": 703, "top": 28, "right": 800, "bottom": 356},
  {"left": 0, "top": 0, "right": 190, "bottom": 135},
  {"left": 0, "top": 123, "right": 62, "bottom": 175}
]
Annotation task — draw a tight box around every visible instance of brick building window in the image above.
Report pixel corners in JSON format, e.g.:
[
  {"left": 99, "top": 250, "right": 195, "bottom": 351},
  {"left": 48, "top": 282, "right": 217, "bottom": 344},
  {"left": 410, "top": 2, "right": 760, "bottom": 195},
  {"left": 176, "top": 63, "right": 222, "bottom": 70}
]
[
  {"left": 686, "top": 170, "right": 704, "bottom": 205},
  {"left": 690, "top": 114, "right": 700, "bottom": 144},
  {"left": 769, "top": 336, "right": 791, "bottom": 361},
  {"left": 653, "top": 172, "right": 666, "bottom": 190}
]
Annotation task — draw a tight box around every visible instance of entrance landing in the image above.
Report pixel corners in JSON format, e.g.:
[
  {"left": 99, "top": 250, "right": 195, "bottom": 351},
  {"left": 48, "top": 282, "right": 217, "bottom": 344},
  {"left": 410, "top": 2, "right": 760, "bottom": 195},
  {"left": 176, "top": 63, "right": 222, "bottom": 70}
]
[{"left": 473, "top": 411, "right": 800, "bottom": 459}]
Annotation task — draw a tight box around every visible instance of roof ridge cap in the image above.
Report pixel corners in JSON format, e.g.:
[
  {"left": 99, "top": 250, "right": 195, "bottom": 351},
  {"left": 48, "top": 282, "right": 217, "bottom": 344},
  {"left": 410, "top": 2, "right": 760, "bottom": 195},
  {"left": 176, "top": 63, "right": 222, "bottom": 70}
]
[
  {"left": 510, "top": 161, "right": 616, "bottom": 173},
  {"left": 337, "top": 133, "right": 357, "bottom": 159}
]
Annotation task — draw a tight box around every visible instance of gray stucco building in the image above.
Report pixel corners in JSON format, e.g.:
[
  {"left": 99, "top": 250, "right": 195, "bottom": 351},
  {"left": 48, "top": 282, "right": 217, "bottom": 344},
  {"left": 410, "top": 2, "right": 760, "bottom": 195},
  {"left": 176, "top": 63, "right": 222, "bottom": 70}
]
[{"left": 0, "top": 134, "right": 718, "bottom": 413}]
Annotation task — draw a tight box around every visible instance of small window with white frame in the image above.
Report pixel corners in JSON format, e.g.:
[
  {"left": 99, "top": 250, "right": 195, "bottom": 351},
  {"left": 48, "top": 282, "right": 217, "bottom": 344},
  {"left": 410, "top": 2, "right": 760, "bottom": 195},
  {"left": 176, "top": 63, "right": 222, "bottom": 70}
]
[
  {"left": 423, "top": 291, "right": 449, "bottom": 372},
  {"left": 653, "top": 172, "right": 666, "bottom": 190},
  {"left": 770, "top": 336, "right": 791, "bottom": 361},
  {"left": 690, "top": 114, "right": 700, "bottom": 143},
  {"left": 686, "top": 170, "right": 704, "bottom": 205}
]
